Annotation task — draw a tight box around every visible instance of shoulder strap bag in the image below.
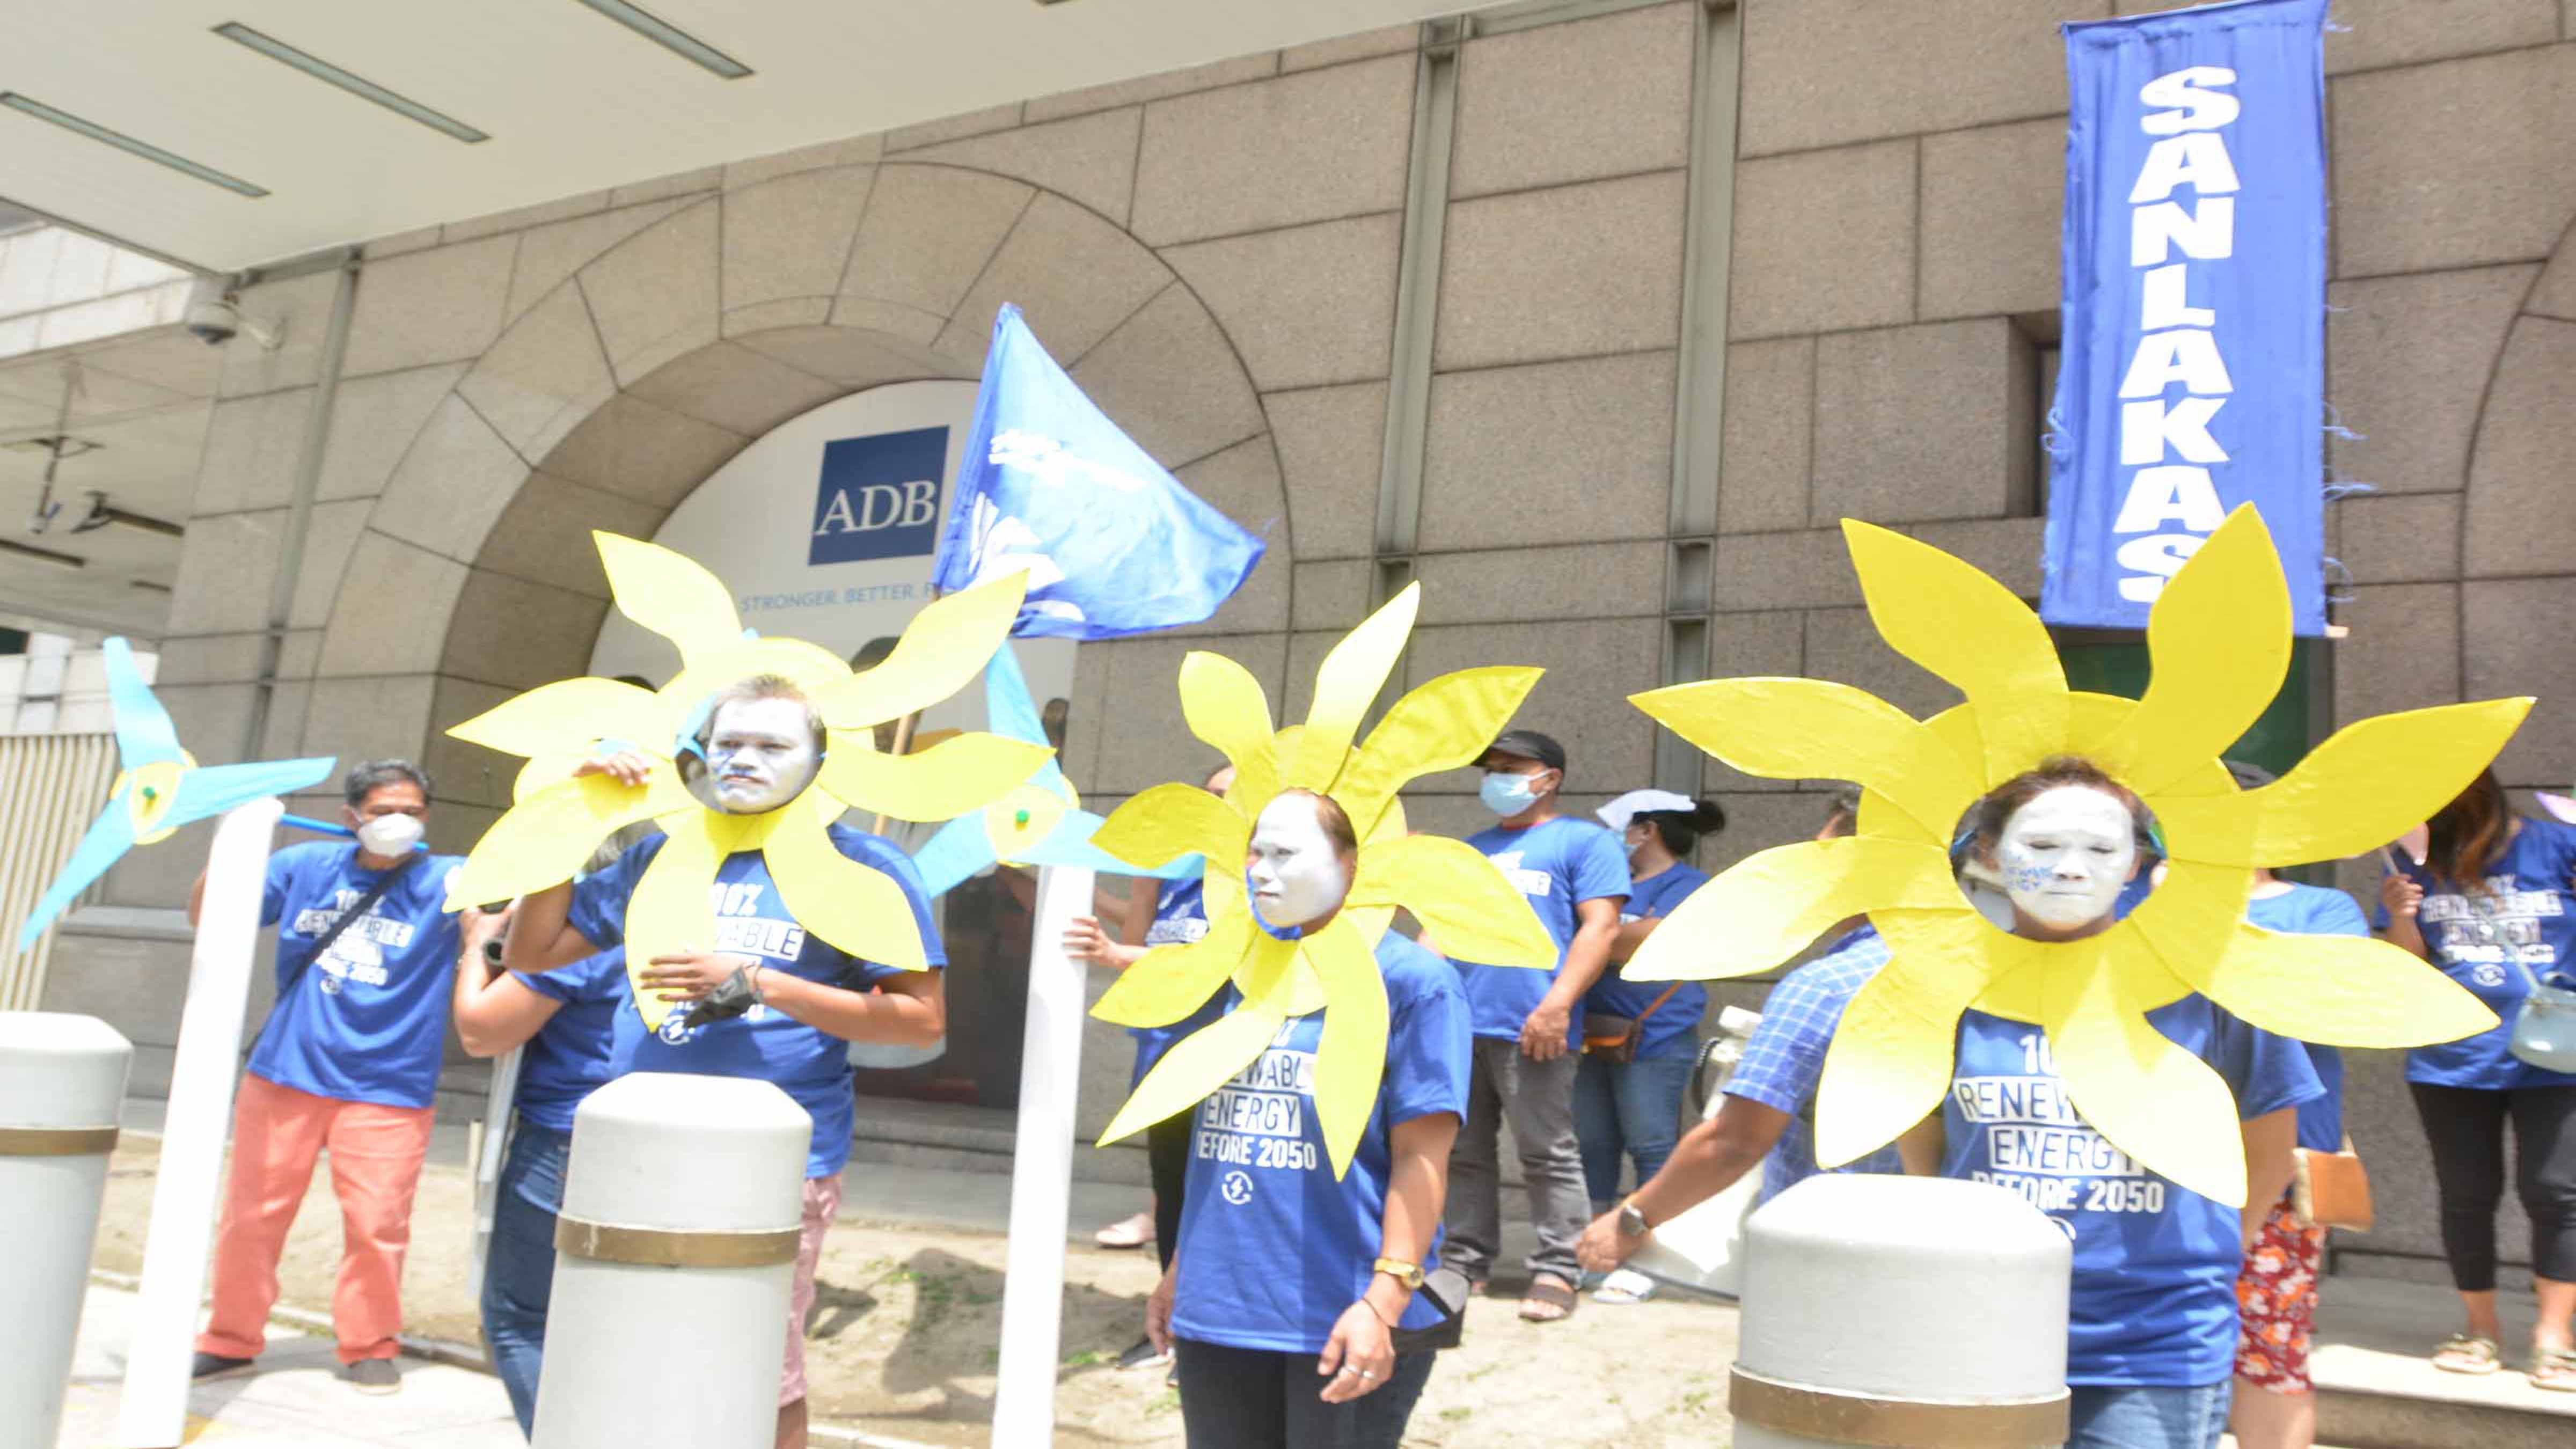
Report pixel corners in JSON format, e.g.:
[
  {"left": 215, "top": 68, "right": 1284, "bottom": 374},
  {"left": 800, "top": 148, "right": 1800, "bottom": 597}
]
[{"left": 244, "top": 854, "right": 419, "bottom": 1059}]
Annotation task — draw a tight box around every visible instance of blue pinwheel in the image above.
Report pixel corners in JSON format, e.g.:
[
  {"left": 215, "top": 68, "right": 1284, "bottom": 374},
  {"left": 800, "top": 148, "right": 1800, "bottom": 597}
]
[
  {"left": 909, "top": 642, "right": 1194, "bottom": 897},
  {"left": 16, "top": 638, "right": 336, "bottom": 950}
]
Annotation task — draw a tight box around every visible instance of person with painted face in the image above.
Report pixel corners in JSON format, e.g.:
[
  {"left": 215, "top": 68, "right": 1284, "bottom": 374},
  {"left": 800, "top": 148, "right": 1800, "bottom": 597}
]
[
  {"left": 1143, "top": 788, "right": 1473, "bottom": 1449},
  {"left": 1440, "top": 728, "right": 1629, "bottom": 1323},
  {"left": 2374, "top": 767, "right": 2576, "bottom": 1388},
  {"left": 1897, "top": 758, "right": 2321, "bottom": 1449},
  {"left": 185, "top": 760, "right": 466, "bottom": 1395},
  {"left": 503, "top": 675, "right": 946, "bottom": 1449}
]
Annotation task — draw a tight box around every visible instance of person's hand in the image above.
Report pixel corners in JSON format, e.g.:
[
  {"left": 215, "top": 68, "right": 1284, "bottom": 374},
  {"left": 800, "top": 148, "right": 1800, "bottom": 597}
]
[
  {"left": 1576, "top": 1208, "right": 1644, "bottom": 1275},
  {"left": 2379, "top": 871, "right": 2424, "bottom": 922},
  {"left": 1520, "top": 1001, "right": 1571, "bottom": 1062},
  {"left": 572, "top": 749, "right": 653, "bottom": 788},
  {"left": 1315, "top": 1298, "right": 1396, "bottom": 1403},
  {"left": 638, "top": 948, "right": 751, "bottom": 1004},
  {"left": 1144, "top": 1267, "right": 1177, "bottom": 1355},
  {"left": 1063, "top": 916, "right": 1116, "bottom": 966}
]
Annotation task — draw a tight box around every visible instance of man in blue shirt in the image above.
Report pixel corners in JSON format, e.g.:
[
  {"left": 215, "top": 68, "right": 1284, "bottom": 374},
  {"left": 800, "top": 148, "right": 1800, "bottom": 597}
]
[
  {"left": 1441, "top": 728, "right": 1628, "bottom": 1322},
  {"left": 189, "top": 760, "right": 463, "bottom": 1395}
]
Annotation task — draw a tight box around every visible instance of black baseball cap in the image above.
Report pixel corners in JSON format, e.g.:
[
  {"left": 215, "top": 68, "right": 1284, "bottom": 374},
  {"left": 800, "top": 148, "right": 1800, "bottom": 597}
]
[{"left": 1482, "top": 729, "right": 1566, "bottom": 773}]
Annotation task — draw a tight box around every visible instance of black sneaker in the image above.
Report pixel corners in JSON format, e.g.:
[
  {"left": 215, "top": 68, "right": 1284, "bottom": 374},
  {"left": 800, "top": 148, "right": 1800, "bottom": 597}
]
[
  {"left": 342, "top": 1358, "right": 401, "bottom": 1394},
  {"left": 1115, "top": 1336, "right": 1171, "bottom": 1372},
  {"left": 190, "top": 1351, "right": 254, "bottom": 1381}
]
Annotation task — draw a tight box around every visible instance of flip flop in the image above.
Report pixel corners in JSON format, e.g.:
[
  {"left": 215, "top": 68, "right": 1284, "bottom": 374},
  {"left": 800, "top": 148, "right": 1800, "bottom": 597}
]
[
  {"left": 2431, "top": 1333, "right": 2501, "bottom": 1375},
  {"left": 1519, "top": 1273, "right": 1578, "bottom": 1323},
  {"left": 2531, "top": 1345, "right": 2576, "bottom": 1393},
  {"left": 1591, "top": 1268, "right": 1658, "bottom": 1306},
  {"left": 1092, "top": 1211, "right": 1155, "bottom": 1249}
]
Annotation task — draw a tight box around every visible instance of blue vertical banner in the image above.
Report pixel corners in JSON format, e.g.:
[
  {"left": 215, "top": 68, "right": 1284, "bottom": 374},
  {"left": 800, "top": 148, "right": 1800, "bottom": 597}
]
[{"left": 2041, "top": 0, "right": 2329, "bottom": 634}]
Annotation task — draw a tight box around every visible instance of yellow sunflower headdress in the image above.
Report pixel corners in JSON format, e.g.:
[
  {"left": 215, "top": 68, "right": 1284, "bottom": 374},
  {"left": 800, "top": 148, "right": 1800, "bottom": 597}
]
[
  {"left": 1622, "top": 506, "right": 2524, "bottom": 1204},
  {"left": 443, "top": 532, "right": 1050, "bottom": 1030},
  {"left": 1088, "top": 583, "right": 1559, "bottom": 1175}
]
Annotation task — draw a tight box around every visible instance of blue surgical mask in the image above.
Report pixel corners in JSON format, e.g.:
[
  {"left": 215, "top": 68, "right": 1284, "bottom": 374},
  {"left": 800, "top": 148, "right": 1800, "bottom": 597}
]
[{"left": 1480, "top": 770, "right": 1541, "bottom": 816}]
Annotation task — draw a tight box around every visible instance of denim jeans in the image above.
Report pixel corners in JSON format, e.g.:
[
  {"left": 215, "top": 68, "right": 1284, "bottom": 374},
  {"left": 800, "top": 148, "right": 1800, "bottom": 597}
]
[
  {"left": 2066, "top": 1380, "right": 2233, "bottom": 1449},
  {"left": 480, "top": 1122, "right": 571, "bottom": 1439},
  {"left": 1571, "top": 1052, "right": 1697, "bottom": 1210}
]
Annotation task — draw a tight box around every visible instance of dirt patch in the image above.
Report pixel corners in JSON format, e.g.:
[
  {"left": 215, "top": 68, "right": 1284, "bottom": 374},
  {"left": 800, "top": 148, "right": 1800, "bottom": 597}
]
[{"left": 92, "top": 1136, "right": 1740, "bottom": 1445}]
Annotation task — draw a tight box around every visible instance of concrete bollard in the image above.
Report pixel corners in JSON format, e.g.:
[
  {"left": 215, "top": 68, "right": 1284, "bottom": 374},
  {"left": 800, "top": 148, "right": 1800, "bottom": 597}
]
[
  {"left": 1731, "top": 1175, "right": 2070, "bottom": 1448},
  {"left": 0, "top": 1011, "right": 133, "bottom": 1448},
  {"left": 532, "top": 1072, "right": 812, "bottom": 1449}
]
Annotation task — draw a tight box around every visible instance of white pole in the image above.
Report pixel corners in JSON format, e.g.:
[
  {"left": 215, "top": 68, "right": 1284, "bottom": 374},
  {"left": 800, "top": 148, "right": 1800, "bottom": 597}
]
[
  {"left": 0, "top": 1011, "right": 132, "bottom": 1448},
  {"left": 533, "top": 1072, "right": 810, "bottom": 1449},
  {"left": 118, "top": 796, "right": 282, "bottom": 1449},
  {"left": 991, "top": 863, "right": 1093, "bottom": 1446},
  {"left": 469, "top": 1045, "right": 523, "bottom": 1304}
]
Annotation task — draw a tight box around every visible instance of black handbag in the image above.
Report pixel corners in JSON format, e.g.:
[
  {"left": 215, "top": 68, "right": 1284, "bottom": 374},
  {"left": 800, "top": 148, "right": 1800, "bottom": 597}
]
[{"left": 1387, "top": 1264, "right": 1473, "bottom": 1353}]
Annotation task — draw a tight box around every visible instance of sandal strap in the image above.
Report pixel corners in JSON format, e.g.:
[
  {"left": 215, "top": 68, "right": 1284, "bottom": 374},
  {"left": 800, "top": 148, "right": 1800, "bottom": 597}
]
[{"left": 2435, "top": 1334, "right": 2499, "bottom": 1360}]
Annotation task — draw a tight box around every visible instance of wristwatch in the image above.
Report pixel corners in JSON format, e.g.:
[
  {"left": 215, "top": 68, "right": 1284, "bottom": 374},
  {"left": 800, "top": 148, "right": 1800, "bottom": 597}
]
[
  {"left": 1616, "top": 1199, "right": 1653, "bottom": 1238},
  {"left": 1371, "top": 1256, "right": 1426, "bottom": 1289}
]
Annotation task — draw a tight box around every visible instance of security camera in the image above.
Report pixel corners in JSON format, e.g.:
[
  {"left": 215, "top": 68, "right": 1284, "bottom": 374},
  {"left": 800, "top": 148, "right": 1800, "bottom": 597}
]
[{"left": 182, "top": 277, "right": 279, "bottom": 348}]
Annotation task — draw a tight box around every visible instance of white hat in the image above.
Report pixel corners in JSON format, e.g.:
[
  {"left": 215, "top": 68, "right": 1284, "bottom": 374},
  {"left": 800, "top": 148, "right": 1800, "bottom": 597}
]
[{"left": 1596, "top": 788, "right": 1694, "bottom": 833}]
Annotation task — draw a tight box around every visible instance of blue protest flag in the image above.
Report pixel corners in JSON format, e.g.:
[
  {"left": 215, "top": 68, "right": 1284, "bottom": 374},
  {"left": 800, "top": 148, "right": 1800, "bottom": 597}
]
[
  {"left": 2043, "top": 0, "right": 2329, "bottom": 634},
  {"left": 928, "top": 305, "right": 1265, "bottom": 639}
]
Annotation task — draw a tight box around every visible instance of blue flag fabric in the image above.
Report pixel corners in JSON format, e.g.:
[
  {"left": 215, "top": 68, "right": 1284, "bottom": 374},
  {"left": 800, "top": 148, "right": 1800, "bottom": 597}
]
[
  {"left": 2043, "top": 0, "right": 2329, "bottom": 635},
  {"left": 928, "top": 305, "right": 1266, "bottom": 639}
]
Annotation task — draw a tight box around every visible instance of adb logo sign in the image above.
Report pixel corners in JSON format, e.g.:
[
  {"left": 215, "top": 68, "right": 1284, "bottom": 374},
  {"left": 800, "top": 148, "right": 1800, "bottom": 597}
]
[{"left": 809, "top": 425, "right": 948, "bottom": 565}]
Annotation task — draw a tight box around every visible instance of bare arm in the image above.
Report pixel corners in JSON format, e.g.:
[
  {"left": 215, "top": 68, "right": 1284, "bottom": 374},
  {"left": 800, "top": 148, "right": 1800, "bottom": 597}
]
[
  {"left": 500, "top": 880, "right": 598, "bottom": 973},
  {"left": 1520, "top": 895, "right": 1624, "bottom": 1062},
  {"left": 1897, "top": 1114, "right": 1946, "bottom": 1176},
  {"left": 1607, "top": 912, "right": 1660, "bottom": 964},
  {"left": 758, "top": 964, "right": 946, "bottom": 1047},
  {"left": 1064, "top": 916, "right": 1147, "bottom": 971},
  {"left": 450, "top": 904, "right": 566, "bottom": 1057},
  {"left": 1318, "top": 1109, "right": 1457, "bottom": 1404},
  {"left": 1577, "top": 1096, "right": 1791, "bottom": 1272},
  {"left": 2376, "top": 871, "right": 2429, "bottom": 960},
  {"left": 2240, "top": 1106, "right": 2300, "bottom": 1248}
]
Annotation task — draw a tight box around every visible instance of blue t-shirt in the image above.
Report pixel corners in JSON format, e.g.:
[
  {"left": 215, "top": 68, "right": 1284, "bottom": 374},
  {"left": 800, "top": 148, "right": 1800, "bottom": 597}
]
[
  {"left": 250, "top": 842, "right": 465, "bottom": 1110},
  {"left": 1170, "top": 933, "right": 1473, "bottom": 1355},
  {"left": 1583, "top": 862, "right": 1711, "bottom": 1060},
  {"left": 2245, "top": 883, "right": 2370, "bottom": 1151},
  {"left": 1129, "top": 877, "right": 1215, "bottom": 1086},
  {"left": 1941, "top": 998, "right": 2322, "bottom": 1387},
  {"left": 510, "top": 947, "right": 632, "bottom": 1134},
  {"left": 1449, "top": 816, "right": 1631, "bottom": 1044},
  {"left": 1724, "top": 925, "right": 1905, "bottom": 1200},
  {"left": 2381, "top": 817, "right": 2576, "bottom": 1091},
  {"left": 569, "top": 825, "right": 947, "bottom": 1179}
]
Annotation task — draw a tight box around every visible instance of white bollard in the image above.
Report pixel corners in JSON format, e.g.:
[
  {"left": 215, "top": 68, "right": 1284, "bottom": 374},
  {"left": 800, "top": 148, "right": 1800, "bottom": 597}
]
[
  {"left": 119, "top": 796, "right": 282, "bottom": 1449},
  {"left": 532, "top": 1072, "right": 811, "bottom": 1449},
  {"left": 1731, "top": 1175, "right": 2070, "bottom": 1449},
  {"left": 991, "top": 863, "right": 1093, "bottom": 1446},
  {"left": 0, "top": 1011, "right": 133, "bottom": 1447}
]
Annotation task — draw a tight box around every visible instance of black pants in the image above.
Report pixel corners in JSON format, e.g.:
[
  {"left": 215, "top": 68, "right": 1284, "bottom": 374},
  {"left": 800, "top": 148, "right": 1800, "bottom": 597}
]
[
  {"left": 1148, "top": 1109, "right": 1191, "bottom": 1273},
  {"left": 2409, "top": 1081, "right": 2576, "bottom": 1289},
  {"left": 1173, "top": 1338, "right": 1435, "bottom": 1449}
]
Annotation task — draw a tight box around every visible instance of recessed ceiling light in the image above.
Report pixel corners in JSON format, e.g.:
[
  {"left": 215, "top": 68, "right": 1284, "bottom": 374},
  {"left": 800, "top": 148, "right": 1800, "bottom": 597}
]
[
  {"left": 214, "top": 23, "right": 489, "bottom": 144},
  {"left": 0, "top": 93, "right": 268, "bottom": 198},
  {"left": 572, "top": 0, "right": 753, "bottom": 79},
  {"left": 0, "top": 537, "right": 85, "bottom": 571}
]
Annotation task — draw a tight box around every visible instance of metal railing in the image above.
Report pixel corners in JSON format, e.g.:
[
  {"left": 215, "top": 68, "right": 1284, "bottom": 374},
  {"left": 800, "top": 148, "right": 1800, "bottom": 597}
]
[{"left": 0, "top": 731, "right": 119, "bottom": 1009}]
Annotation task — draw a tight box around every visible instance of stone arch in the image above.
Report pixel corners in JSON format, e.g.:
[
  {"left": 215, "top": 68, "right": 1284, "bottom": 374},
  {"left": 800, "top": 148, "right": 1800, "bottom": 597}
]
[{"left": 301, "top": 163, "right": 1291, "bottom": 835}]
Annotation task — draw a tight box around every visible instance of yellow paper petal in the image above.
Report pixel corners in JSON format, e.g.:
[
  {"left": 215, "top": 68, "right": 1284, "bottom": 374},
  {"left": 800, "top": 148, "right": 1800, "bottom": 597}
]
[
  {"left": 1099, "top": 997, "right": 1289, "bottom": 1146},
  {"left": 2154, "top": 698, "right": 2534, "bottom": 867},
  {"left": 663, "top": 637, "right": 854, "bottom": 716},
  {"left": 1093, "top": 784, "right": 1247, "bottom": 874},
  {"left": 1811, "top": 906, "right": 1990, "bottom": 1168},
  {"left": 1631, "top": 677, "right": 1980, "bottom": 842},
  {"left": 813, "top": 573, "right": 1029, "bottom": 729},
  {"left": 2045, "top": 961, "right": 2249, "bottom": 1206},
  {"left": 449, "top": 678, "right": 664, "bottom": 761},
  {"left": 1289, "top": 583, "right": 1418, "bottom": 792},
  {"left": 764, "top": 800, "right": 928, "bottom": 973},
  {"left": 2088, "top": 507, "right": 2292, "bottom": 796},
  {"left": 621, "top": 814, "right": 735, "bottom": 1034},
  {"left": 1626, "top": 837, "right": 1964, "bottom": 983},
  {"left": 596, "top": 532, "right": 745, "bottom": 667},
  {"left": 2114, "top": 859, "right": 2248, "bottom": 1014},
  {"left": 817, "top": 730, "right": 1051, "bottom": 823},
  {"left": 1301, "top": 917, "right": 1388, "bottom": 1177},
  {"left": 1349, "top": 833, "right": 1556, "bottom": 968},
  {"left": 1842, "top": 520, "right": 2067, "bottom": 786},
  {"left": 1179, "top": 651, "right": 1276, "bottom": 775},
  {"left": 1335, "top": 667, "right": 1544, "bottom": 840},
  {"left": 2182, "top": 922, "right": 2500, "bottom": 1049},
  {"left": 1093, "top": 908, "right": 1257, "bottom": 1029},
  {"left": 445, "top": 770, "right": 688, "bottom": 908}
]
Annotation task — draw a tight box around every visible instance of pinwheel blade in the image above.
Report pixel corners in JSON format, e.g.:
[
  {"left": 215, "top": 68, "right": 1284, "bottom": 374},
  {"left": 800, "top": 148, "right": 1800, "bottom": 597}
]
[
  {"left": 16, "top": 799, "right": 136, "bottom": 951},
  {"left": 103, "top": 636, "right": 184, "bottom": 769}
]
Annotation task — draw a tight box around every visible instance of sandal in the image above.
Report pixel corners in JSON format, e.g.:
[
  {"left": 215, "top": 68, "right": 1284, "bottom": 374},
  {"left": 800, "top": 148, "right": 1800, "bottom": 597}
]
[
  {"left": 1092, "top": 1211, "right": 1155, "bottom": 1249},
  {"left": 1591, "top": 1268, "right": 1658, "bottom": 1306},
  {"left": 1519, "top": 1273, "right": 1578, "bottom": 1323},
  {"left": 2533, "top": 1345, "right": 2576, "bottom": 1393},
  {"left": 2431, "top": 1333, "right": 2501, "bottom": 1375}
]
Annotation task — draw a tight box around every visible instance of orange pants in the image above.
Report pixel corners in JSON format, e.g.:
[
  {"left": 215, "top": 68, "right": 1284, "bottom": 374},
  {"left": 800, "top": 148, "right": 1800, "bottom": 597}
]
[{"left": 196, "top": 1073, "right": 435, "bottom": 1365}]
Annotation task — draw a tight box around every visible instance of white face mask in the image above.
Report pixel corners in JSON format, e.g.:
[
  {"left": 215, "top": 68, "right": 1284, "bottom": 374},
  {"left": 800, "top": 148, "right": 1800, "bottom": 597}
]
[
  {"left": 1246, "top": 795, "right": 1349, "bottom": 929},
  {"left": 1993, "top": 785, "right": 2139, "bottom": 933},
  {"left": 697, "top": 696, "right": 822, "bottom": 815},
  {"left": 355, "top": 812, "right": 424, "bottom": 858}
]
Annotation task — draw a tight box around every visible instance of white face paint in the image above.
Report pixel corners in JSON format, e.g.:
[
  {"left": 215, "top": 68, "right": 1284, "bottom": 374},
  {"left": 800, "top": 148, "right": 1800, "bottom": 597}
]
[
  {"left": 698, "top": 695, "right": 821, "bottom": 815},
  {"left": 1993, "top": 785, "right": 2140, "bottom": 934},
  {"left": 1247, "top": 794, "right": 1349, "bottom": 928}
]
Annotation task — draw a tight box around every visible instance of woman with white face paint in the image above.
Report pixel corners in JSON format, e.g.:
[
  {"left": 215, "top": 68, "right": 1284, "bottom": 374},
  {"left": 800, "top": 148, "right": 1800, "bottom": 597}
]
[
  {"left": 1899, "top": 758, "right": 2322, "bottom": 1449},
  {"left": 1144, "top": 789, "right": 1475, "bottom": 1449}
]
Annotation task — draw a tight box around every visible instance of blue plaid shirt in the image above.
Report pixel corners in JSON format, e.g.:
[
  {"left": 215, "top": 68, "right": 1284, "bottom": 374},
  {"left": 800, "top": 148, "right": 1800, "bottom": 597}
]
[{"left": 1723, "top": 925, "right": 1904, "bottom": 1202}]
